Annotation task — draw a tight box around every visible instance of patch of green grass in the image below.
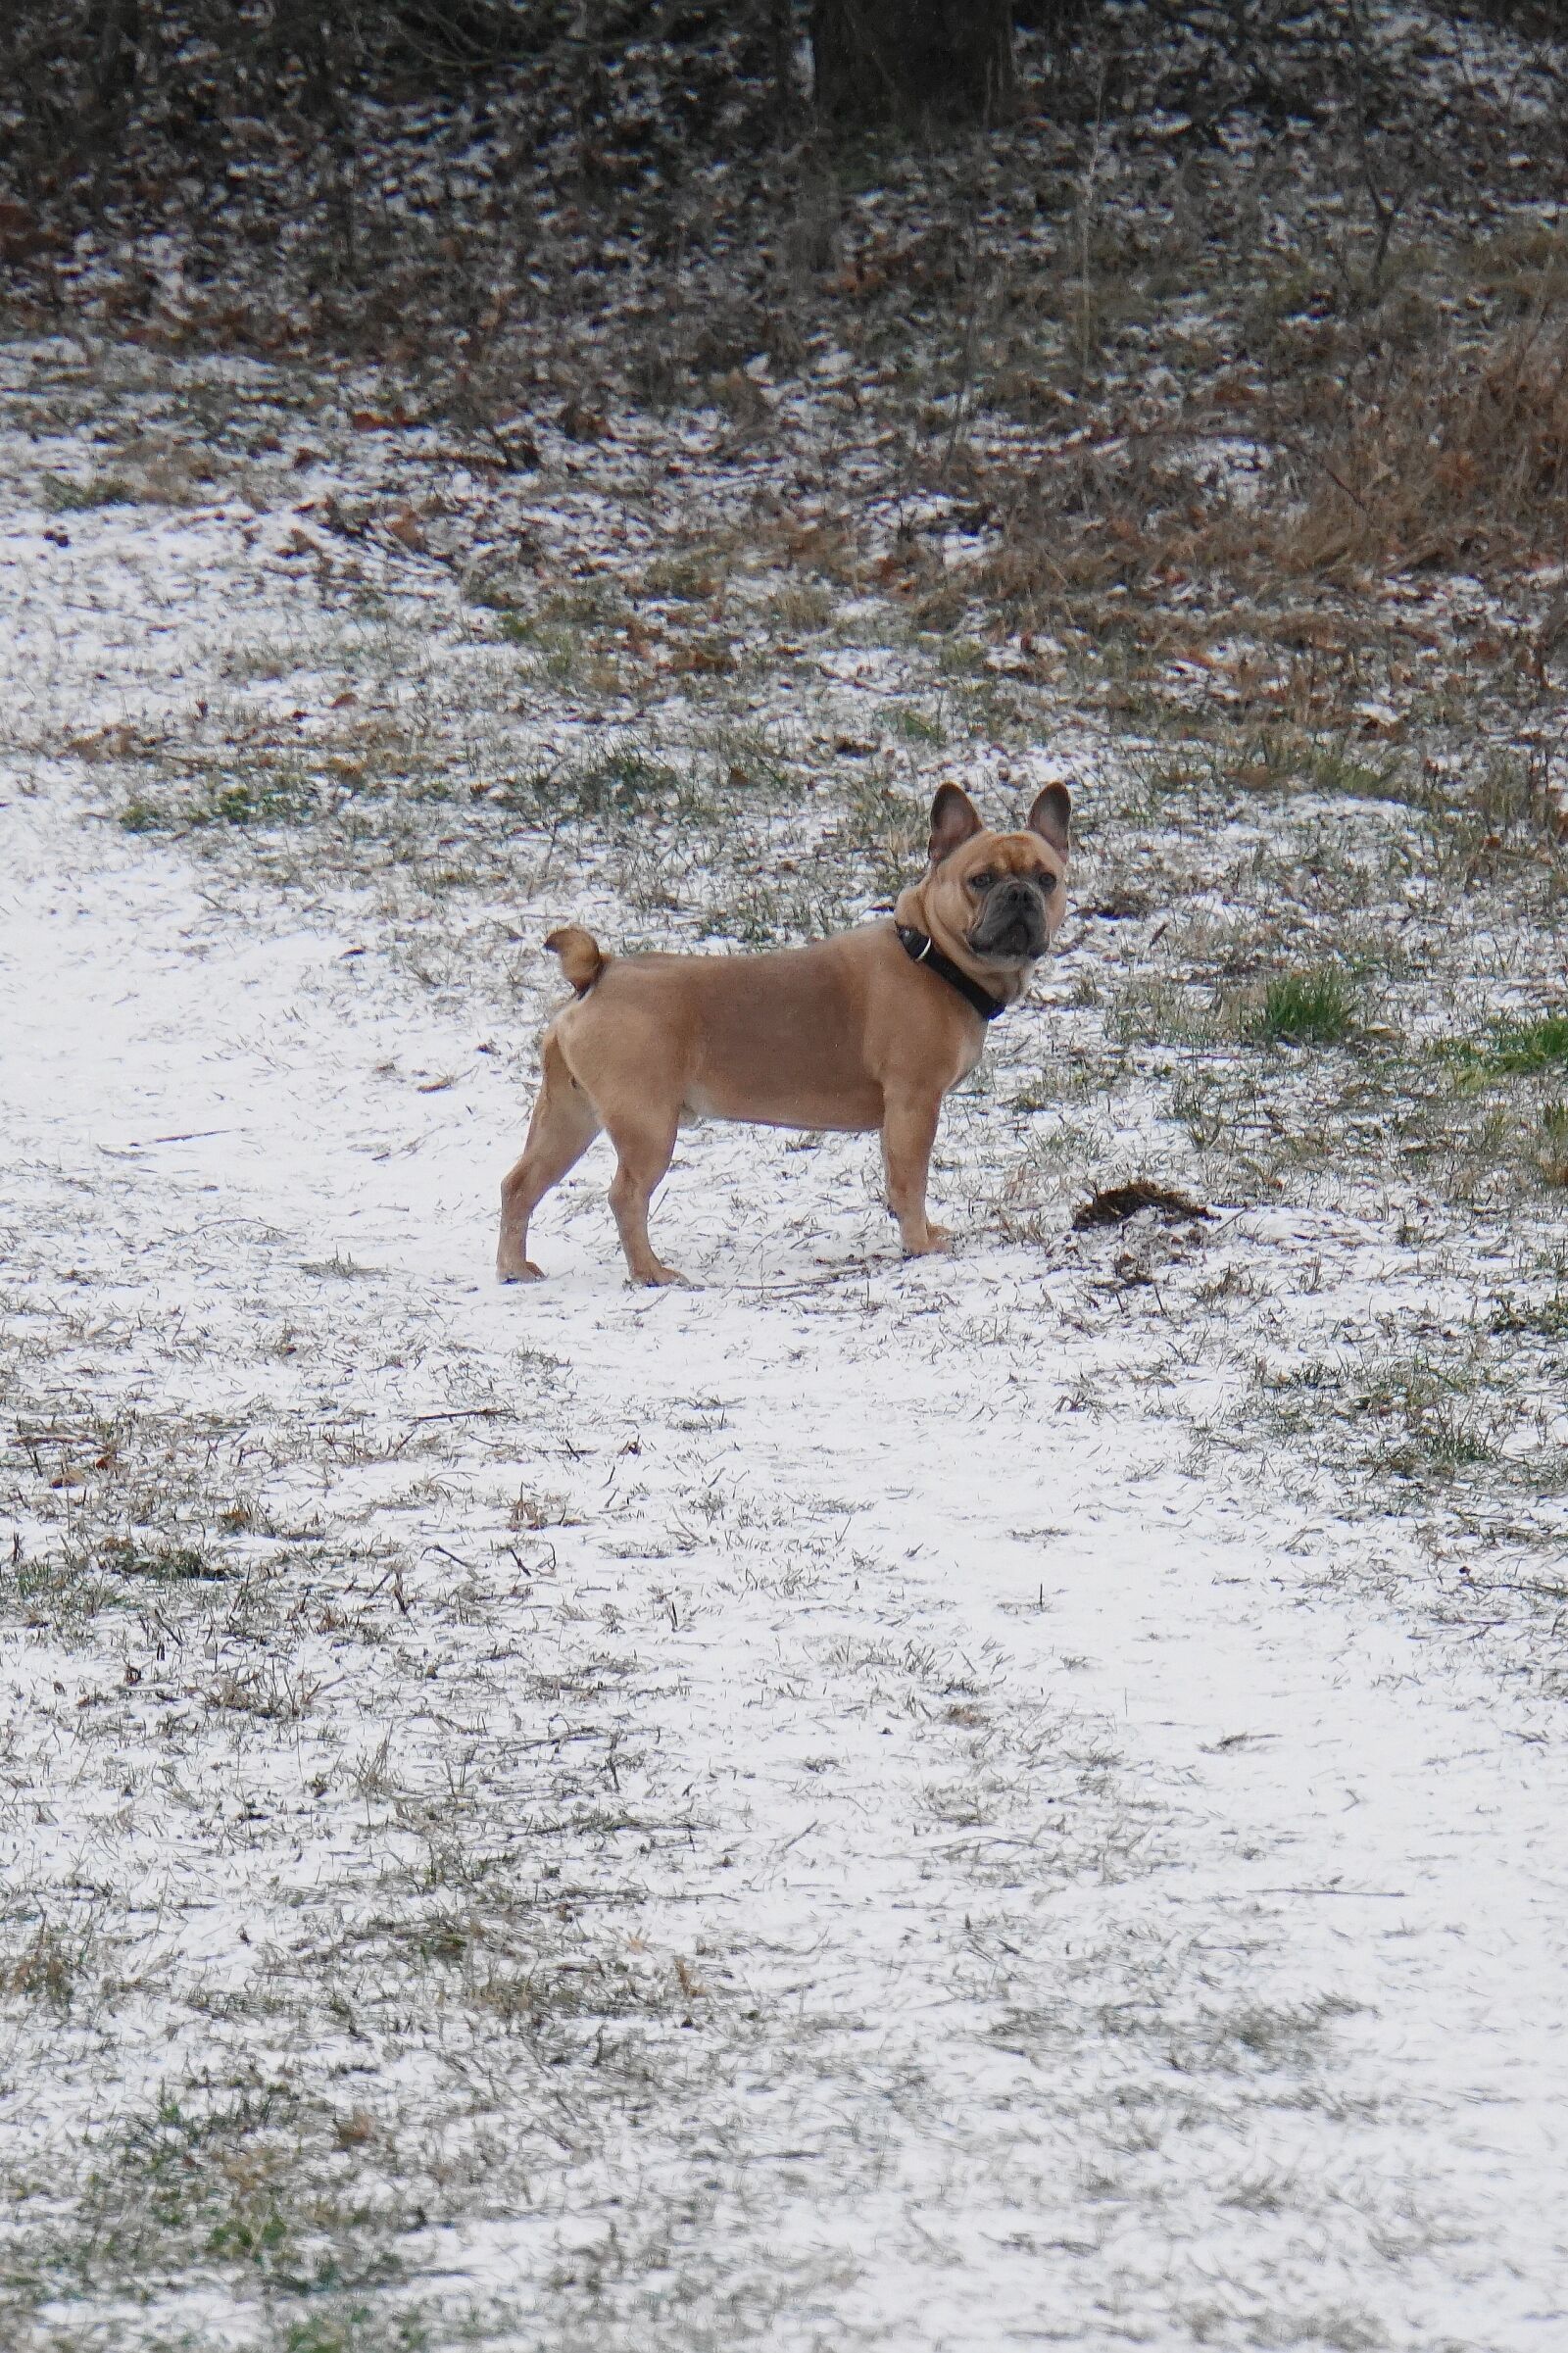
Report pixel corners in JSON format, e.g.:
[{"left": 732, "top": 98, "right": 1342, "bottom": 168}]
[
  {"left": 121, "top": 760, "right": 331, "bottom": 835},
  {"left": 496, "top": 736, "right": 692, "bottom": 823},
  {"left": 1262, "top": 1348, "right": 1516, "bottom": 1484},
  {"left": 100, "top": 1538, "right": 227, "bottom": 1584},
  {"left": 1247, "top": 968, "right": 1355, "bottom": 1047},
  {"left": 1489, "top": 1287, "right": 1568, "bottom": 1340},
  {"left": 1451, "top": 1013, "right": 1568, "bottom": 1076},
  {"left": 5, "top": 1545, "right": 116, "bottom": 1625},
  {"left": 272, "top": 2311, "right": 443, "bottom": 2353},
  {"left": 4, "top": 1534, "right": 229, "bottom": 1628},
  {"left": 56, "top": 2085, "right": 405, "bottom": 2304},
  {"left": 1376, "top": 1398, "right": 1497, "bottom": 1474},
  {"left": 119, "top": 736, "right": 447, "bottom": 837}
]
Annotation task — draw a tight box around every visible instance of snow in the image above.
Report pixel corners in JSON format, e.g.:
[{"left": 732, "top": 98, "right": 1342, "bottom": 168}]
[{"left": 2, "top": 336, "right": 1567, "bottom": 2351}]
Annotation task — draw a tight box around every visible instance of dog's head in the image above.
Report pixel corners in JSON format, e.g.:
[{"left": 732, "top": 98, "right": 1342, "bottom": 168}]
[{"left": 902, "top": 782, "right": 1071, "bottom": 987}]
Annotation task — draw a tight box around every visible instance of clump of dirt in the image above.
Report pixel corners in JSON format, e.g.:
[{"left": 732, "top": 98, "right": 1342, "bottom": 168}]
[{"left": 1072, "top": 1179, "right": 1212, "bottom": 1229}]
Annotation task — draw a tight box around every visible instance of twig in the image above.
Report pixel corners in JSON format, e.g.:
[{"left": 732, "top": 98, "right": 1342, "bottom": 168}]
[
  {"left": 1340, "top": 0, "right": 1409, "bottom": 310},
  {"left": 1255, "top": 1886, "right": 1409, "bottom": 1899},
  {"left": 732, "top": 1260, "right": 890, "bottom": 1296},
  {"left": 404, "top": 1407, "right": 511, "bottom": 1426}
]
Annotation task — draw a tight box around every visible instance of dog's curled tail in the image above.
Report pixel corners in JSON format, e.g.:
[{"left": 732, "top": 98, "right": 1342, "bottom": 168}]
[{"left": 544, "top": 924, "right": 606, "bottom": 996}]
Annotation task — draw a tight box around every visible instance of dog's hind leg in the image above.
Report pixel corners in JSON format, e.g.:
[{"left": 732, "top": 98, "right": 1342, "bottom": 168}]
[
  {"left": 603, "top": 1107, "right": 685, "bottom": 1287},
  {"left": 497, "top": 1037, "right": 601, "bottom": 1280}
]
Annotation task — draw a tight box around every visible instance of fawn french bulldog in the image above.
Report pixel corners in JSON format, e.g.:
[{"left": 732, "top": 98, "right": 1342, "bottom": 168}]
[{"left": 497, "top": 780, "right": 1070, "bottom": 1285}]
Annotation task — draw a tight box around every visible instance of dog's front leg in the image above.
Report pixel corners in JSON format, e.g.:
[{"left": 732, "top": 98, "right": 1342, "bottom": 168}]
[{"left": 881, "top": 1088, "right": 950, "bottom": 1256}]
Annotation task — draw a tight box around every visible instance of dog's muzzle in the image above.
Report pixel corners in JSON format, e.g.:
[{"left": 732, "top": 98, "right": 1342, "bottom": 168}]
[{"left": 970, "top": 880, "right": 1050, "bottom": 961}]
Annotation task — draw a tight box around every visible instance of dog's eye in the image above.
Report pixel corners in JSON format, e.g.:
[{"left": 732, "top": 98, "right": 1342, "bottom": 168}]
[{"left": 970, "top": 870, "right": 995, "bottom": 891}]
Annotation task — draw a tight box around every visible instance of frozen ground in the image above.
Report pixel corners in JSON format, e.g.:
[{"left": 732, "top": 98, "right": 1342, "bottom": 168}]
[{"left": 3, "top": 336, "right": 1568, "bottom": 2352}]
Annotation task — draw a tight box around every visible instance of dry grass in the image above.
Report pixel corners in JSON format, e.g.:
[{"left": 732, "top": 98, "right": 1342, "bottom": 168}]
[
  {"left": 1285, "top": 322, "right": 1568, "bottom": 578},
  {"left": 981, "top": 319, "right": 1568, "bottom": 626}
]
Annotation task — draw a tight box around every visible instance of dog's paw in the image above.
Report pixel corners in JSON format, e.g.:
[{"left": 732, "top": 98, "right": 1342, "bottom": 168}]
[
  {"left": 497, "top": 1258, "right": 546, "bottom": 1283},
  {"left": 629, "top": 1261, "right": 692, "bottom": 1289},
  {"left": 903, "top": 1224, "right": 953, "bottom": 1257}
]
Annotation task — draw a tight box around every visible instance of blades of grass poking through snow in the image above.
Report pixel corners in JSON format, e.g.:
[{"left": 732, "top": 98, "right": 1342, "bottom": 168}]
[
  {"left": 1447, "top": 1014, "right": 1568, "bottom": 1076},
  {"left": 120, "top": 758, "right": 361, "bottom": 836},
  {"left": 1538, "top": 1100, "right": 1568, "bottom": 1187},
  {"left": 494, "top": 738, "right": 691, "bottom": 825},
  {"left": 43, "top": 473, "right": 136, "bottom": 512},
  {"left": 1489, "top": 1285, "right": 1568, "bottom": 1340},
  {"left": 1246, "top": 969, "right": 1356, "bottom": 1048},
  {"left": 1496, "top": 1016, "right": 1568, "bottom": 1074}
]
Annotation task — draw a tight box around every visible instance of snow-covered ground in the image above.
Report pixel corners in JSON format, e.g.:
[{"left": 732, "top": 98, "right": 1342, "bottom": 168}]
[{"left": 3, "top": 337, "right": 1567, "bottom": 2352}]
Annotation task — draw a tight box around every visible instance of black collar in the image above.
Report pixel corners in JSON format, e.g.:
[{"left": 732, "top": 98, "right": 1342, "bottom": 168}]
[{"left": 895, "top": 923, "right": 1007, "bottom": 1021}]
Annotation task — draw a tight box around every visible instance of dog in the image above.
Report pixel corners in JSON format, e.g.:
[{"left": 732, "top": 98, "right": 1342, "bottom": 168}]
[{"left": 496, "top": 780, "right": 1070, "bottom": 1286}]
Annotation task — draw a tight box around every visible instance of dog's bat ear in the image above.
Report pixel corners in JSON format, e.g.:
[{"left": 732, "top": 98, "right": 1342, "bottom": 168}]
[
  {"left": 928, "top": 783, "right": 985, "bottom": 866},
  {"left": 1026, "top": 782, "right": 1071, "bottom": 858}
]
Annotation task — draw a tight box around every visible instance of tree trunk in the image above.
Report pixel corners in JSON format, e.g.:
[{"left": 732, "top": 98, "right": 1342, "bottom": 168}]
[
  {"left": 91, "top": 0, "right": 140, "bottom": 115},
  {"left": 809, "top": 0, "right": 1015, "bottom": 127},
  {"left": 769, "top": 0, "right": 800, "bottom": 139},
  {"left": 87, "top": 0, "right": 141, "bottom": 210}
]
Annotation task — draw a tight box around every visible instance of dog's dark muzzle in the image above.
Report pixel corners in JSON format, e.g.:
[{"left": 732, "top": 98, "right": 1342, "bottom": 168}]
[{"left": 970, "top": 881, "right": 1050, "bottom": 961}]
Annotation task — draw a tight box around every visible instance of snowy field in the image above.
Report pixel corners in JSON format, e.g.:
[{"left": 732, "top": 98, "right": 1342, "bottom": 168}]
[{"left": 3, "top": 333, "right": 1568, "bottom": 2352}]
